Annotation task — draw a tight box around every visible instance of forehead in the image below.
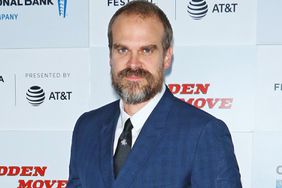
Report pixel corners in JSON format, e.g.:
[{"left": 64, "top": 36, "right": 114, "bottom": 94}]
[
  {"left": 111, "top": 13, "right": 164, "bottom": 44},
  {"left": 113, "top": 12, "right": 161, "bottom": 24}
]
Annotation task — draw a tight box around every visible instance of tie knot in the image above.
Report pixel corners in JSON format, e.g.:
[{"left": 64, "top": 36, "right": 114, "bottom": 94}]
[{"left": 123, "top": 118, "right": 133, "bottom": 133}]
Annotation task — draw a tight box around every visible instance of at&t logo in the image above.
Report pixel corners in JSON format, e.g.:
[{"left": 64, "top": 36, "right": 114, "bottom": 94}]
[
  {"left": 187, "top": 0, "right": 238, "bottom": 20},
  {"left": 26, "top": 85, "right": 72, "bottom": 106},
  {"left": 187, "top": 0, "right": 208, "bottom": 20},
  {"left": 26, "top": 86, "right": 45, "bottom": 106},
  {"left": 49, "top": 91, "right": 72, "bottom": 100},
  {"left": 58, "top": 0, "right": 67, "bottom": 17},
  {"left": 212, "top": 3, "right": 238, "bottom": 13}
]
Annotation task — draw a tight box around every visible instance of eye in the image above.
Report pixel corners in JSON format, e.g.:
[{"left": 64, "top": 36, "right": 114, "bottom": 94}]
[
  {"left": 140, "top": 45, "right": 157, "bottom": 55},
  {"left": 117, "top": 47, "right": 128, "bottom": 54},
  {"left": 142, "top": 47, "right": 153, "bottom": 54}
]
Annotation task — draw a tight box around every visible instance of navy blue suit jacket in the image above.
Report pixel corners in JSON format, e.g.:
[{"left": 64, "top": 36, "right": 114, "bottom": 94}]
[{"left": 67, "top": 88, "right": 242, "bottom": 188}]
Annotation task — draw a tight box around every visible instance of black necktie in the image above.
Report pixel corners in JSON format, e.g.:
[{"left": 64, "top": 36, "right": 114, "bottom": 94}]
[{"left": 114, "top": 118, "right": 133, "bottom": 178}]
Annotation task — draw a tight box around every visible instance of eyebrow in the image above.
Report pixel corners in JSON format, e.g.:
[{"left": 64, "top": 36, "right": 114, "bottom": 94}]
[
  {"left": 140, "top": 44, "right": 158, "bottom": 50},
  {"left": 113, "top": 44, "right": 158, "bottom": 50},
  {"left": 113, "top": 44, "right": 127, "bottom": 49}
]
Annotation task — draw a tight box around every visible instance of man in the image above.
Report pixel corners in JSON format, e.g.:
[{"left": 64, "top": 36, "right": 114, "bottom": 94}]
[{"left": 67, "top": 1, "right": 242, "bottom": 188}]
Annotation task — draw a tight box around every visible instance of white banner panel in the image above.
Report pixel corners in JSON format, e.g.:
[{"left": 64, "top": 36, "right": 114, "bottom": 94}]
[
  {"left": 0, "top": 48, "right": 90, "bottom": 130},
  {"left": 0, "top": 131, "right": 71, "bottom": 188},
  {"left": 166, "top": 46, "right": 256, "bottom": 131},
  {"left": 232, "top": 132, "right": 253, "bottom": 188},
  {"left": 90, "top": 47, "right": 116, "bottom": 108},
  {"left": 0, "top": 0, "right": 89, "bottom": 48},
  {"left": 90, "top": 0, "right": 255, "bottom": 47},
  {"left": 255, "top": 46, "right": 282, "bottom": 131},
  {"left": 257, "top": 0, "right": 282, "bottom": 44},
  {"left": 252, "top": 132, "right": 282, "bottom": 188},
  {"left": 174, "top": 0, "right": 256, "bottom": 45}
]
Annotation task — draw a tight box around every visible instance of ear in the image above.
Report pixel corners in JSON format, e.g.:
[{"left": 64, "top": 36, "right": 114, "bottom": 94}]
[
  {"left": 163, "top": 47, "right": 173, "bottom": 70},
  {"left": 109, "top": 52, "right": 113, "bottom": 67},
  {"left": 109, "top": 48, "right": 113, "bottom": 66}
]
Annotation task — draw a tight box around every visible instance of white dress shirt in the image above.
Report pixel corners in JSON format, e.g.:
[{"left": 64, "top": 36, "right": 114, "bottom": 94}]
[{"left": 113, "top": 84, "right": 166, "bottom": 154}]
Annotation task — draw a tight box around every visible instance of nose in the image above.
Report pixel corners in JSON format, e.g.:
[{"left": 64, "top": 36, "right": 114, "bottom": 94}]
[{"left": 127, "top": 52, "right": 141, "bottom": 69}]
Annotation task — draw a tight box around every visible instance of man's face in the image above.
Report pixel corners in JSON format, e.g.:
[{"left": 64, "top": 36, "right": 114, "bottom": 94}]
[{"left": 110, "top": 13, "right": 172, "bottom": 104}]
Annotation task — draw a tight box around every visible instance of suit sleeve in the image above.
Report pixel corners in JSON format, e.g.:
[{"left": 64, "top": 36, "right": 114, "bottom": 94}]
[
  {"left": 191, "top": 119, "right": 242, "bottom": 188},
  {"left": 67, "top": 115, "right": 83, "bottom": 188}
]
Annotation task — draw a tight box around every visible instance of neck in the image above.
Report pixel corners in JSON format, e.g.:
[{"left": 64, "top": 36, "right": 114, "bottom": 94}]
[{"left": 123, "top": 100, "right": 150, "bottom": 116}]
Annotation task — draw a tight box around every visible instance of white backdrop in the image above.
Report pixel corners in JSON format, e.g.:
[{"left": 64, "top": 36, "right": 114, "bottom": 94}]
[{"left": 1, "top": 0, "right": 282, "bottom": 187}]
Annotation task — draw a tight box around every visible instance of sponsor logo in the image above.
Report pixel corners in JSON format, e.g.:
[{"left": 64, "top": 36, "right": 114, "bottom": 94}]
[
  {"left": 187, "top": 0, "right": 208, "bottom": 20},
  {"left": 187, "top": 0, "right": 238, "bottom": 20},
  {"left": 0, "top": 165, "right": 68, "bottom": 188},
  {"left": 274, "top": 83, "right": 282, "bottom": 91},
  {"left": 26, "top": 86, "right": 45, "bottom": 106},
  {"left": 0, "top": 0, "right": 54, "bottom": 6},
  {"left": 168, "top": 83, "right": 233, "bottom": 109},
  {"left": 0, "top": 0, "right": 68, "bottom": 21},
  {"left": 212, "top": 3, "right": 238, "bottom": 13},
  {"left": 49, "top": 91, "right": 72, "bottom": 100},
  {"left": 0, "top": 75, "right": 4, "bottom": 83},
  {"left": 26, "top": 85, "right": 72, "bottom": 106},
  {"left": 107, "top": 0, "right": 155, "bottom": 7},
  {"left": 25, "top": 72, "right": 72, "bottom": 106},
  {"left": 58, "top": 0, "right": 67, "bottom": 18}
]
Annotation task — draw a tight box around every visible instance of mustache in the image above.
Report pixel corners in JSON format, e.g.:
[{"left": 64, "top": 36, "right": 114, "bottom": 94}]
[{"left": 118, "top": 68, "right": 152, "bottom": 78}]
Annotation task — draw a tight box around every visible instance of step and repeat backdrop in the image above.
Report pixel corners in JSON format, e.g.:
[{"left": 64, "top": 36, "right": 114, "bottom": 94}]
[{"left": 0, "top": 0, "right": 281, "bottom": 187}]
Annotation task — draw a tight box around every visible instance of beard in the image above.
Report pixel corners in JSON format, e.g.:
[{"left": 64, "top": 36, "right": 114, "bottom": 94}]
[{"left": 111, "top": 66, "right": 164, "bottom": 104}]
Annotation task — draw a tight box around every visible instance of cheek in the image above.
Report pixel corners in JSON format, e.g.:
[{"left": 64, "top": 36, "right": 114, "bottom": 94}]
[
  {"left": 110, "top": 58, "right": 119, "bottom": 68},
  {"left": 111, "top": 63, "right": 124, "bottom": 76},
  {"left": 147, "top": 59, "right": 164, "bottom": 73},
  {"left": 111, "top": 56, "right": 127, "bottom": 66}
]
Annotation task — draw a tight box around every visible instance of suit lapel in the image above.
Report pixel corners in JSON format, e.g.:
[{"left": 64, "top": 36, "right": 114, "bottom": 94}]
[
  {"left": 100, "top": 103, "right": 120, "bottom": 188},
  {"left": 113, "top": 89, "right": 174, "bottom": 188}
]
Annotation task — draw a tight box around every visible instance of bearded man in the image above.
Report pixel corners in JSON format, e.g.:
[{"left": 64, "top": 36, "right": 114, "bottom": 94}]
[{"left": 67, "top": 1, "right": 242, "bottom": 188}]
